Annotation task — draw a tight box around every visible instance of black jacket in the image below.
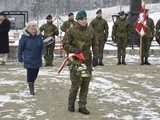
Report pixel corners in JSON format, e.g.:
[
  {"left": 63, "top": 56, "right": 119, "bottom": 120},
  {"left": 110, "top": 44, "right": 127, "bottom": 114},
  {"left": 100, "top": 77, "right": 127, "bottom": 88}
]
[{"left": 0, "top": 19, "right": 10, "bottom": 53}]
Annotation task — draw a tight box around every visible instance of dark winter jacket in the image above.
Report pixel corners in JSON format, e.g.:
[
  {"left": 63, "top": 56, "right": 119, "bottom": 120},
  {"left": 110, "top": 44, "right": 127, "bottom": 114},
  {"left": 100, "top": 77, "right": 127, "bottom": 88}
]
[
  {"left": 18, "top": 30, "right": 43, "bottom": 69},
  {"left": 0, "top": 19, "right": 11, "bottom": 53}
]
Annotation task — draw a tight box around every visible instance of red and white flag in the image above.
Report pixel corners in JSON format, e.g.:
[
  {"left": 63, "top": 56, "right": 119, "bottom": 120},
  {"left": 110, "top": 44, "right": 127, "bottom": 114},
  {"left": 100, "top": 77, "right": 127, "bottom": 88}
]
[
  {"left": 135, "top": 0, "right": 148, "bottom": 36},
  {"left": 58, "top": 52, "right": 85, "bottom": 74}
]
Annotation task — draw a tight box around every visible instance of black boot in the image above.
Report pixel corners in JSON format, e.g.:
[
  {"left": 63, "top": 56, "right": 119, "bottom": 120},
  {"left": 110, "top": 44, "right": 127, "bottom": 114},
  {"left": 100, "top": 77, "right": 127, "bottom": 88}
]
[
  {"left": 145, "top": 61, "right": 151, "bottom": 65},
  {"left": 145, "top": 57, "right": 151, "bottom": 65},
  {"left": 68, "top": 97, "right": 75, "bottom": 112},
  {"left": 28, "top": 82, "right": 35, "bottom": 95},
  {"left": 117, "top": 58, "right": 121, "bottom": 65},
  {"left": 99, "top": 60, "right": 104, "bottom": 66},
  {"left": 68, "top": 105, "right": 75, "bottom": 112},
  {"left": 141, "top": 57, "right": 145, "bottom": 65},
  {"left": 122, "top": 60, "right": 126, "bottom": 65},
  {"left": 122, "top": 61, "right": 126, "bottom": 65},
  {"left": 79, "top": 107, "right": 90, "bottom": 115},
  {"left": 122, "top": 56, "right": 126, "bottom": 65}
]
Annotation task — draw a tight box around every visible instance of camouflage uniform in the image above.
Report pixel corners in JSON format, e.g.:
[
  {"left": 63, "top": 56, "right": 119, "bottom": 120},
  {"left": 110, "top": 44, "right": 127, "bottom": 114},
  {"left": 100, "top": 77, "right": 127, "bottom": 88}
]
[
  {"left": 61, "top": 19, "right": 76, "bottom": 32},
  {"left": 40, "top": 22, "right": 59, "bottom": 66},
  {"left": 112, "top": 16, "right": 129, "bottom": 65},
  {"left": 155, "top": 19, "right": 160, "bottom": 45},
  {"left": 141, "top": 17, "right": 154, "bottom": 65},
  {"left": 90, "top": 16, "right": 108, "bottom": 66},
  {"left": 63, "top": 23, "right": 94, "bottom": 113}
]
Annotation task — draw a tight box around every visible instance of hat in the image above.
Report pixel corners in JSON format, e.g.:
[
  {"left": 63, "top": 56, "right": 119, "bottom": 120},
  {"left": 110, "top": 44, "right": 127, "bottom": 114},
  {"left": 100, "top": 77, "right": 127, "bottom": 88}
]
[
  {"left": 96, "top": 9, "right": 102, "bottom": 14},
  {"left": 68, "top": 12, "right": 74, "bottom": 17},
  {"left": 46, "top": 14, "right": 52, "bottom": 19},
  {"left": 76, "top": 10, "right": 87, "bottom": 20},
  {"left": 0, "top": 12, "right": 5, "bottom": 16},
  {"left": 118, "top": 11, "right": 125, "bottom": 16}
]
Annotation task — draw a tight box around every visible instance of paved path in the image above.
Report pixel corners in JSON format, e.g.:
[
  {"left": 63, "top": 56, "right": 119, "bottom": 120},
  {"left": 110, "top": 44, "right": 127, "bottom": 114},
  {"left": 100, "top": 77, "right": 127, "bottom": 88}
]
[{"left": 0, "top": 55, "right": 160, "bottom": 120}]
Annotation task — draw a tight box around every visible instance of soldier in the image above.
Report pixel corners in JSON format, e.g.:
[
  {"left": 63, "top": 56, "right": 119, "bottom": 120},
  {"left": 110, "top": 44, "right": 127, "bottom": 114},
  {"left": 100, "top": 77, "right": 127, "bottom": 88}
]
[
  {"left": 62, "top": 10, "right": 94, "bottom": 115},
  {"left": 90, "top": 9, "right": 108, "bottom": 66},
  {"left": 40, "top": 15, "right": 59, "bottom": 66},
  {"left": 155, "top": 19, "right": 160, "bottom": 45},
  {"left": 61, "top": 12, "right": 76, "bottom": 33},
  {"left": 140, "top": 10, "right": 154, "bottom": 65},
  {"left": 112, "top": 11, "right": 129, "bottom": 65}
]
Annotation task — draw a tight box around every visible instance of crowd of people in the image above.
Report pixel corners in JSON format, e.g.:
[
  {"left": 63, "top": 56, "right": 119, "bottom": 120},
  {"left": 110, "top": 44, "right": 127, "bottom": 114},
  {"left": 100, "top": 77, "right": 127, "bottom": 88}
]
[{"left": 0, "top": 8, "right": 160, "bottom": 115}]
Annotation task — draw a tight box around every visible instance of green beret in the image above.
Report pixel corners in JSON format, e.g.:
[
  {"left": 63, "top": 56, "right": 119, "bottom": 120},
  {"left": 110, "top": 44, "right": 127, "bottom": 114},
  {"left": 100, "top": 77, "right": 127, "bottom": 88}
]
[{"left": 76, "top": 10, "right": 87, "bottom": 20}]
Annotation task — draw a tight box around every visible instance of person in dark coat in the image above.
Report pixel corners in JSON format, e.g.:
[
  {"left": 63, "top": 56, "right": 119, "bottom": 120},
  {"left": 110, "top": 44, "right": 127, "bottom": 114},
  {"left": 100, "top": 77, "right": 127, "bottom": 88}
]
[
  {"left": 18, "top": 21, "right": 43, "bottom": 95},
  {"left": 0, "top": 12, "right": 10, "bottom": 65}
]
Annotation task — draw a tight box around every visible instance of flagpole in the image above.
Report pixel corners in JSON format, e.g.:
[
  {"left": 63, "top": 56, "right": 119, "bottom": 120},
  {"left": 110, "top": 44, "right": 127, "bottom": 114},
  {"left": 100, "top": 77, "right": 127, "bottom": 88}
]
[{"left": 140, "top": 36, "right": 142, "bottom": 64}]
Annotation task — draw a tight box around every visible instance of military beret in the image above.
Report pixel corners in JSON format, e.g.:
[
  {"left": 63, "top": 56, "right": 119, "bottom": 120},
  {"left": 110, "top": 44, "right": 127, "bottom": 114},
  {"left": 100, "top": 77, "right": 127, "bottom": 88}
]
[
  {"left": 68, "top": 12, "right": 74, "bottom": 17},
  {"left": 118, "top": 11, "right": 125, "bottom": 16},
  {"left": 76, "top": 10, "right": 87, "bottom": 20},
  {"left": 96, "top": 9, "right": 102, "bottom": 14},
  {"left": 46, "top": 14, "right": 52, "bottom": 19}
]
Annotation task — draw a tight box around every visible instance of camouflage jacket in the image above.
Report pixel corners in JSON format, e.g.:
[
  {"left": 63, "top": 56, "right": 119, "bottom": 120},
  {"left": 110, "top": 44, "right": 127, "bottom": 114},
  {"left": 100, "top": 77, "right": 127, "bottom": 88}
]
[
  {"left": 62, "top": 23, "right": 94, "bottom": 66},
  {"left": 90, "top": 17, "right": 108, "bottom": 41},
  {"left": 61, "top": 20, "right": 76, "bottom": 32},
  {"left": 112, "top": 17, "right": 129, "bottom": 44},
  {"left": 144, "top": 17, "right": 154, "bottom": 39},
  {"left": 39, "top": 22, "right": 59, "bottom": 38}
]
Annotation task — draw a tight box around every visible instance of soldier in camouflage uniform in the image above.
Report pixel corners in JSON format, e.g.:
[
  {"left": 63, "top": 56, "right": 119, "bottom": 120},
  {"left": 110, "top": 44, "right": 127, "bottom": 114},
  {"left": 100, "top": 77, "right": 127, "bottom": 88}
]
[
  {"left": 40, "top": 15, "right": 59, "bottom": 66},
  {"left": 90, "top": 9, "right": 108, "bottom": 66},
  {"left": 140, "top": 10, "right": 154, "bottom": 65},
  {"left": 61, "top": 12, "right": 76, "bottom": 33},
  {"left": 112, "top": 11, "right": 129, "bottom": 65},
  {"left": 63, "top": 10, "right": 94, "bottom": 115},
  {"left": 155, "top": 19, "right": 160, "bottom": 45}
]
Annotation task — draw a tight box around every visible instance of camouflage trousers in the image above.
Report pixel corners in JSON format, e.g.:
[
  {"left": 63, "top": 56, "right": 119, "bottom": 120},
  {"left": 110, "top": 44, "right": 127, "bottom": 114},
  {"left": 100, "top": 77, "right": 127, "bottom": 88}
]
[
  {"left": 44, "top": 43, "right": 55, "bottom": 66},
  {"left": 92, "top": 40, "right": 105, "bottom": 63},
  {"left": 117, "top": 42, "right": 127, "bottom": 62},
  {"left": 141, "top": 38, "right": 152, "bottom": 61},
  {"left": 68, "top": 63, "right": 91, "bottom": 108}
]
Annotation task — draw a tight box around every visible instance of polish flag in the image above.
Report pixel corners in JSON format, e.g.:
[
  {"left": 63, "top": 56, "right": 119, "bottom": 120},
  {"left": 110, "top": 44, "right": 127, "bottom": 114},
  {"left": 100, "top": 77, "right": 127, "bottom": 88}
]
[
  {"left": 58, "top": 52, "right": 85, "bottom": 74},
  {"left": 135, "top": 0, "right": 148, "bottom": 36}
]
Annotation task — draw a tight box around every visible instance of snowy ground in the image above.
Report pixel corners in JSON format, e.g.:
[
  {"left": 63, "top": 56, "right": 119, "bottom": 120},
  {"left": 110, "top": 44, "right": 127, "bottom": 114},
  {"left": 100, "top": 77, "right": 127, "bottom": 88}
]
[{"left": 1, "top": 55, "right": 160, "bottom": 120}]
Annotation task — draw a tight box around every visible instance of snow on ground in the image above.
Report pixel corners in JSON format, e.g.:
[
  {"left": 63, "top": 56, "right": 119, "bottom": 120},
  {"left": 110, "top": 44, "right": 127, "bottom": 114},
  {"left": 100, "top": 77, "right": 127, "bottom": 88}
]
[
  {"left": 1, "top": 55, "right": 160, "bottom": 119},
  {"left": 3, "top": 3, "right": 160, "bottom": 120}
]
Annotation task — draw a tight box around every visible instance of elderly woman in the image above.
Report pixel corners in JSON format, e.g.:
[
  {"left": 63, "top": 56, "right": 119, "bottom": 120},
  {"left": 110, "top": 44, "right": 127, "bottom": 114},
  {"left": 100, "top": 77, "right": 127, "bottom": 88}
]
[{"left": 18, "top": 21, "right": 43, "bottom": 95}]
